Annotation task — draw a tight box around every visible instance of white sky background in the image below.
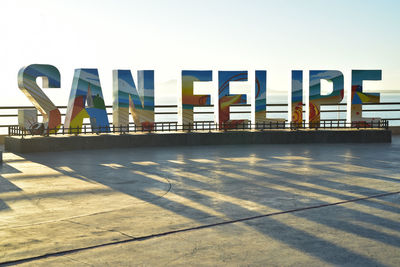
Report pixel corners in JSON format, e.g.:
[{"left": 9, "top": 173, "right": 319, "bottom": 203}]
[{"left": 1, "top": 0, "right": 399, "bottom": 106}]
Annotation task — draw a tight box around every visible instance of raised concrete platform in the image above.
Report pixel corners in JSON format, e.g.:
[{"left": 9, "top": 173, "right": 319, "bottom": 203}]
[
  {"left": 391, "top": 126, "right": 400, "bottom": 135},
  {"left": 4, "top": 129, "right": 392, "bottom": 153}
]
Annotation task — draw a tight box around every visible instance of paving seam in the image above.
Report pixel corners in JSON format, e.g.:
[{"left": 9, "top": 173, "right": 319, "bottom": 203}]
[{"left": 1, "top": 190, "right": 399, "bottom": 266}]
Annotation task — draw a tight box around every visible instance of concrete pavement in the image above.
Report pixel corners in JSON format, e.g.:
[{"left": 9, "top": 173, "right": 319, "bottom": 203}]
[{"left": 0, "top": 137, "right": 399, "bottom": 266}]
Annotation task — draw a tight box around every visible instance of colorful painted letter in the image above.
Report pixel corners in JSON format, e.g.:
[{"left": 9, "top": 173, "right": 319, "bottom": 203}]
[
  {"left": 181, "top": 70, "right": 212, "bottom": 124},
  {"left": 113, "top": 70, "right": 155, "bottom": 130},
  {"left": 255, "top": 71, "right": 267, "bottom": 123},
  {"left": 291, "top": 70, "right": 303, "bottom": 126},
  {"left": 64, "top": 69, "right": 110, "bottom": 133},
  {"left": 17, "top": 64, "right": 61, "bottom": 133},
  {"left": 218, "top": 71, "right": 247, "bottom": 127},
  {"left": 254, "top": 70, "right": 285, "bottom": 124},
  {"left": 309, "top": 70, "right": 344, "bottom": 126},
  {"left": 351, "top": 70, "right": 381, "bottom": 124}
]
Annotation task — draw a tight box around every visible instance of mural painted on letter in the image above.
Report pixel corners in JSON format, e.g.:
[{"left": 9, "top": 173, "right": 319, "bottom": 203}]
[
  {"left": 181, "top": 70, "right": 212, "bottom": 125},
  {"left": 309, "top": 70, "right": 344, "bottom": 126},
  {"left": 64, "top": 69, "right": 110, "bottom": 133},
  {"left": 218, "top": 71, "right": 247, "bottom": 127},
  {"left": 18, "top": 64, "right": 62, "bottom": 134},
  {"left": 113, "top": 70, "right": 155, "bottom": 130}
]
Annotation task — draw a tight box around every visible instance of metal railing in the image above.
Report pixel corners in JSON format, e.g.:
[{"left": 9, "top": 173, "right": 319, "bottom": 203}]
[
  {"left": 8, "top": 119, "right": 389, "bottom": 137},
  {"left": 1, "top": 102, "right": 398, "bottom": 136}
]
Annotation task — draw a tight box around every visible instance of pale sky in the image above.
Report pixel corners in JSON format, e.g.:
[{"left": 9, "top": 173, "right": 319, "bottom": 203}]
[{"left": 1, "top": 0, "right": 399, "bottom": 106}]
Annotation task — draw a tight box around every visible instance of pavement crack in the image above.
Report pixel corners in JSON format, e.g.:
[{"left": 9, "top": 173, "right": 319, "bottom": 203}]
[
  {"left": 63, "top": 255, "right": 93, "bottom": 266},
  {"left": 65, "top": 219, "right": 135, "bottom": 240}
]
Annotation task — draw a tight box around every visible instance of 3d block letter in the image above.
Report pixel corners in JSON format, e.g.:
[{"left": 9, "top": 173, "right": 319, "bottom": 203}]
[
  {"left": 255, "top": 71, "right": 266, "bottom": 123},
  {"left": 218, "top": 71, "right": 247, "bottom": 127},
  {"left": 254, "top": 70, "right": 285, "bottom": 124},
  {"left": 17, "top": 64, "right": 61, "bottom": 133},
  {"left": 291, "top": 70, "right": 303, "bottom": 126},
  {"left": 64, "top": 69, "right": 110, "bottom": 133},
  {"left": 351, "top": 70, "right": 381, "bottom": 123},
  {"left": 309, "top": 70, "right": 344, "bottom": 126},
  {"left": 181, "top": 70, "right": 212, "bottom": 125},
  {"left": 113, "top": 70, "right": 155, "bottom": 130}
]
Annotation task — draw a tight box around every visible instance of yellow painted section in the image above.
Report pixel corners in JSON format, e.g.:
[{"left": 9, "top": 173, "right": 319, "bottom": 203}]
[
  {"left": 68, "top": 109, "right": 89, "bottom": 133},
  {"left": 357, "top": 92, "right": 371, "bottom": 102}
]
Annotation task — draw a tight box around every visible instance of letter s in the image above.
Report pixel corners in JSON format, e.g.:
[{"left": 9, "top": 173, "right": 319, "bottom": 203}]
[{"left": 18, "top": 64, "right": 62, "bottom": 133}]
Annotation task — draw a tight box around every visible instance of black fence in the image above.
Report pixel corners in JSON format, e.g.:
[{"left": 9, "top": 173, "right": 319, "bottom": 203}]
[
  {"left": 1, "top": 102, "right": 398, "bottom": 136},
  {"left": 8, "top": 119, "right": 389, "bottom": 137}
]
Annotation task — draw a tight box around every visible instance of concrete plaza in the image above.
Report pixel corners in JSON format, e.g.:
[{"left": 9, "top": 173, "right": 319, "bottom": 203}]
[{"left": 0, "top": 137, "right": 399, "bottom": 266}]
